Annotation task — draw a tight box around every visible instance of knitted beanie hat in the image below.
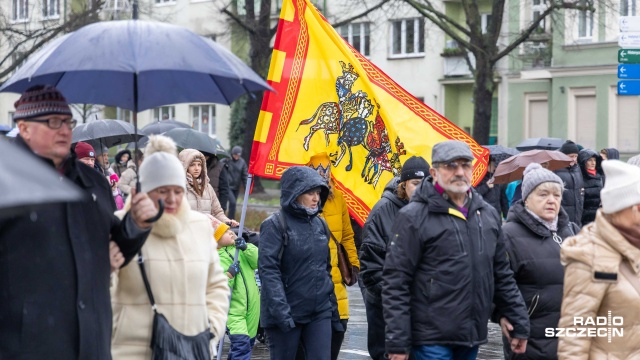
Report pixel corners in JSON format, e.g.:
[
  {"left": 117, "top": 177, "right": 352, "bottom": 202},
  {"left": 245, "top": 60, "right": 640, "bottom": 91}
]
[
  {"left": 231, "top": 146, "right": 242, "bottom": 155},
  {"left": 75, "top": 142, "right": 95, "bottom": 159},
  {"left": 400, "top": 156, "right": 430, "bottom": 182},
  {"left": 214, "top": 223, "right": 230, "bottom": 242},
  {"left": 601, "top": 160, "right": 640, "bottom": 214},
  {"left": 13, "top": 85, "right": 72, "bottom": 122},
  {"left": 521, "top": 163, "right": 564, "bottom": 201},
  {"left": 139, "top": 135, "right": 186, "bottom": 193},
  {"left": 559, "top": 140, "right": 580, "bottom": 155}
]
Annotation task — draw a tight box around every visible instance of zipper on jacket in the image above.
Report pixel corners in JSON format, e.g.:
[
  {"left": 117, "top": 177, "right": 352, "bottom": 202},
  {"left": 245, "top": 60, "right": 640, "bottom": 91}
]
[
  {"left": 551, "top": 232, "right": 563, "bottom": 246},
  {"left": 447, "top": 217, "right": 466, "bottom": 255},
  {"left": 527, "top": 294, "right": 540, "bottom": 317},
  {"left": 476, "top": 210, "right": 484, "bottom": 254}
]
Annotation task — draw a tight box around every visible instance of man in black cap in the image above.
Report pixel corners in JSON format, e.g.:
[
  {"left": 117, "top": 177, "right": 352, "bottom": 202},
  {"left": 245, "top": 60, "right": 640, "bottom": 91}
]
[
  {"left": 382, "top": 140, "right": 529, "bottom": 360},
  {"left": 555, "top": 140, "right": 584, "bottom": 226},
  {"left": 224, "top": 145, "right": 248, "bottom": 218},
  {"left": 0, "top": 85, "right": 156, "bottom": 360}
]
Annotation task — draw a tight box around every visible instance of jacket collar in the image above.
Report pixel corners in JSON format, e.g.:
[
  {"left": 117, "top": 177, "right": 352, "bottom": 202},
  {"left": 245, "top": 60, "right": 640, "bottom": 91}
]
[
  {"left": 592, "top": 210, "right": 640, "bottom": 275},
  {"left": 507, "top": 201, "right": 570, "bottom": 237},
  {"left": 414, "top": 179, "right": 484, "bottom": 221}
]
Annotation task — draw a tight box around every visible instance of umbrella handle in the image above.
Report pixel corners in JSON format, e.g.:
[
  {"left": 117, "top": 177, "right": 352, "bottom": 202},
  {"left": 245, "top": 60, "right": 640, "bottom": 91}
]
[{"left": 145, "top": 199, "right": 164, "bottom": 223}]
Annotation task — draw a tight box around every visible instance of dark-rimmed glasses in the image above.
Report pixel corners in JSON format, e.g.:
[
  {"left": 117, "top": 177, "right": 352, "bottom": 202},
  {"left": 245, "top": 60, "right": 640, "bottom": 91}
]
[
  {"left": 23, "top": 118, "right": 77, "bottom": 130},
  {"left": 436, "top": 160, "right": 473, "bottom": 171}
]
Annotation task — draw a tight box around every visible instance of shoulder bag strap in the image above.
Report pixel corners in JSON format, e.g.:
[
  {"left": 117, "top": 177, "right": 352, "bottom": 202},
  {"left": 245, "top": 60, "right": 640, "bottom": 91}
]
[
  {"left": 619, "top": 260, "right": 640, "bottom": 297},
  {"left": 275, "top": 211, "right": 289, "bottom": 262},
  {"left": 137, "top": 252, "right": 158, "bottom": 312}
]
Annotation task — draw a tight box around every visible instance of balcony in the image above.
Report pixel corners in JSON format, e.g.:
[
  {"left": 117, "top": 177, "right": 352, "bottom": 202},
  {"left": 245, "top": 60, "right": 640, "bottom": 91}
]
[{"left": 442, "top": 49, "right": 475, "bottom": 77}]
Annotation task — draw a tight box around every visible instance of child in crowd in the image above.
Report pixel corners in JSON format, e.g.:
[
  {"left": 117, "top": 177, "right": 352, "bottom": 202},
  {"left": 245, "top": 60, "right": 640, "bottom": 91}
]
[{"left": 215, "top": 223, "right": 260, "bottom": 360}]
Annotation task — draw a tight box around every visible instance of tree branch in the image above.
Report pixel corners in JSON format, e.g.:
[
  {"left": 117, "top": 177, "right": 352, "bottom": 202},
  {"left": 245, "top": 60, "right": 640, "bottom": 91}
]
[
  {"left": 331, "top": 0, "right": 391, "bottom": 28},
  {"left": 221, "top": 8, "right": 257, "bottom": 36}
]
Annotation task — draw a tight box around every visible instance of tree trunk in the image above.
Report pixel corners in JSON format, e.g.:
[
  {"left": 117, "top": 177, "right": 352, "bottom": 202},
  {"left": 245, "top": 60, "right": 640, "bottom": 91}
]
[{"left": 471, "top": 55, "right": 496, "bottom": 145}]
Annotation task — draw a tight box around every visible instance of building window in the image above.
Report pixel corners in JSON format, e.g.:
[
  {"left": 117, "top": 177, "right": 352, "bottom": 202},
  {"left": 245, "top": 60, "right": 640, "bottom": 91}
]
[
  {"left": 42, "top": 0, "right": 59, "bottom": 18},
  {"left": 339, "top": 23, "right": 371, "bottom": 56},
  {"left": 116, "top": 108, "right": 132, "bottom": 123},
  {"left": 153, "top": 106, "right": 175, "bottom": 121},
  {"left": 154, "top": 0, "right": 174, "bottom": 4},
  {"left": 191, "top": 105, "right": 216, "bottom": 137},
  {"left": 390, "top": 18, "right": 425, "bottom": 57},
  {"left": 481, "top": 13, "right": 492, "bottom": 34},
  {"left": 621, "top": 0, "right": 637, "bottom": 16},
  {"left": 12, "top": 0, "right": 29, "bottom": 21},
  {"left": 532, "top": 0, "right": 547, "bottom": 31},
  {"left": 578, "top": 0, "right": 593, "bottom": 38}
]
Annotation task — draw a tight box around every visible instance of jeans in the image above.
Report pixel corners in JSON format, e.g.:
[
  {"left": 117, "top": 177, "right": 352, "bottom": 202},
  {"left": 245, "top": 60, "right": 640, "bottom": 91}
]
[
  {"left": 413, "top": 345, "right": 479, "bottom": 360},
  {"left": 227, "top": 334, "right": 255, "bottom": 360},
  {"left": 363, "top": 290, "right": 386, "bottom": 360},
  {"left": 266, "top": 318, "right": 331, "bottom": 360},
  {"left": 228, "top": 188, "right": 239, "bottom": 218}
]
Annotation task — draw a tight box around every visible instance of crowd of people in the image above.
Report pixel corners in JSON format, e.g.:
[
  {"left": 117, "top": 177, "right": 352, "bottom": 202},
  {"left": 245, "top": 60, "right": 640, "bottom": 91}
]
[{"left": 2, "top": 84, "right": 640, "bottom": 360}]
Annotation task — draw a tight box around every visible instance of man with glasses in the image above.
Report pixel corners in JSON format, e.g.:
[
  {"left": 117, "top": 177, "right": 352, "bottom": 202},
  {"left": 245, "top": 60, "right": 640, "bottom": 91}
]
[
  {"left": 382, "top": 140, "right": 529, "bottom": 360},
  {"left": 0, "top": 85, "right": 157, "bottom": 359}
]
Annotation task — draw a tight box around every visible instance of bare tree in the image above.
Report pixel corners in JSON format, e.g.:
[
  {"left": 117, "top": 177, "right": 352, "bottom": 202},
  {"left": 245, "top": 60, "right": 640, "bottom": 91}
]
[
  {"left": 401, "top": 0, "right": 595, "bottom": 144},
  {"left": 71, "top": 103, "right": 105, "bottom": 123},
  {"left": 220, "top": 0, "right": 390, "bottom": 191},
  {"left": 0, "top": 2, "right": 105, "bottom": 82}
]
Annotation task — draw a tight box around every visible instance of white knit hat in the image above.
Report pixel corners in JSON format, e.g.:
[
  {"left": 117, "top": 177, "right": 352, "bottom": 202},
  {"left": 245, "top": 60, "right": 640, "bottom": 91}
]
[
  {"left": 139, "top": 135, "right": 186, "bottom": 193},
  {"left": 601, "top": 160, "right": 640, "bottom": 214}
]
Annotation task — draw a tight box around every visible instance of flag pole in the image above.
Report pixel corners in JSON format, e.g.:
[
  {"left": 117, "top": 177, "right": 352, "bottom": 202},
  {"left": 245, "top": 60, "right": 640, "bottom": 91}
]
[{"left": 216, "top": 173, "right": 253, "bottom": 359}]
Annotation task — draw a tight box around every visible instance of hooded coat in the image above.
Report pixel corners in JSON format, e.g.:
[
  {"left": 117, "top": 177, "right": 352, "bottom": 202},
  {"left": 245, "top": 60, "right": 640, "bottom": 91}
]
[
  {"left": 258, "top": 166, "right": 339, "bottom": 332},
  {"left": 218, "top": 243, "right": 260, "bottom": 337},
  {"left": 500, "top": 201, "right": 580, "bottom": 360},
  {"left": 0, "top": 136, "right": 148, "bottom": 360},
  {"left": 110, "top": 149, "right": 132, "bottom": 177},
  {"left": 382, "top": 180, "right": 529, "bottom": 354},
  {"left": 321, "top": 187, "right": 360, "bottom": 319},
  {"left": 225, "top": 156, "right": 248, "bottom": 191},
  {"left": 117, "top": 160, "right": 138, "bottom": 196},
  {"left": 111, "top": 198, "right": 230, "bottom": 359},
  {"left": 554, "top": 164, "right": 584, "bottom": 227},
  {"left": 578, "top": 150, "right": 603, "bottom": 225},
  {"left": 558, "top": 211, "right": 640, "bottom": 359},
  {"left": 360, "top": 177, "right": 407, "bottom": 298},
  {"left": 179, "top": 149, "right": 230, "bottom": 224},
  {"left": 601, "top": 148, "right": 620, "bottom": 160}
]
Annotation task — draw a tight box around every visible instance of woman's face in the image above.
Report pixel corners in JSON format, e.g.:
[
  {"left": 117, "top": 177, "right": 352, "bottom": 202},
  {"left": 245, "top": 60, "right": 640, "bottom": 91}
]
[
  {"left": 296, "top": 188, "right": 321, "bottom": 209},
  {"left": 525, "top": 184, "right": 562, "bottom": 222},
  {"left": 404, "top": 179, "right": 422, "bottom": 199},
  {"left": 121, "top": 153, "right": 130, "bottom": 163},
  {"left": 610, "top": 205, "right": 640, "bottom": 232},
  {"left": 586, "top": 157, "right": 596, "bottom": 170},
  {"left": 188, "top": 160, "right": 202, "bottom": 178},
  {"left": 600, "top": 151, "right": 608, "bottom": 161},
  {"left": 148, "top": 185, "right": 184, "bottom": 214}
]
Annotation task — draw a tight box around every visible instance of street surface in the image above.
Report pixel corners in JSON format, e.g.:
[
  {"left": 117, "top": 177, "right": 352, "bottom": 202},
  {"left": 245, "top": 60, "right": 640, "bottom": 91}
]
[{"left": 220, "top": 284, "right": 505, "bottom": 359}]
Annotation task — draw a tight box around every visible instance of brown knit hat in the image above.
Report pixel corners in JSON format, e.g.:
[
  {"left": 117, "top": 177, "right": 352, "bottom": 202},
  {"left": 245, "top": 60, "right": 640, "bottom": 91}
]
[{"left": 13, "top": 85, "right": 72, "bottom": 122}]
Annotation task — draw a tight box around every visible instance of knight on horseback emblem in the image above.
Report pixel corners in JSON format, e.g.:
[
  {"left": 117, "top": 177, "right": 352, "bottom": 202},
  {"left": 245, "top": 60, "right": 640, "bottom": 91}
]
[{"left": 297, "top": 61, "right": 406, "bottom": 188}]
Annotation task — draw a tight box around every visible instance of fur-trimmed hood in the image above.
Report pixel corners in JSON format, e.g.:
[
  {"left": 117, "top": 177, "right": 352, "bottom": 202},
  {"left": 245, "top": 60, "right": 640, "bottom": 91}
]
[{"left": 179, "top": 148, "right": 210, "bottom": 185}]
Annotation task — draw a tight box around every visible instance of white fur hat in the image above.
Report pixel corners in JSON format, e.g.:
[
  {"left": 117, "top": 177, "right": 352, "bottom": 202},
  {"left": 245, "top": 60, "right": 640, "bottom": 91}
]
[
  {"left": 601, "top": 160, "right": 640, "bottom": 214},
  {"left": 139, "top": 135, "right": 186, "bottom": 193}
]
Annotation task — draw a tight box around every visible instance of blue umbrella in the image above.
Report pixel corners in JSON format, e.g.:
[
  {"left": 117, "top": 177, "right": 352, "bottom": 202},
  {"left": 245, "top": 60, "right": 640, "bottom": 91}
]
[{"left": 0, "top": 20, "right": 272, "bottom": 111}]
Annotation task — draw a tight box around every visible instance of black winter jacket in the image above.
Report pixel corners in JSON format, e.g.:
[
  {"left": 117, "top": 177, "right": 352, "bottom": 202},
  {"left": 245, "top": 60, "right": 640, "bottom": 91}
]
[
  {"left": 382, "top": 180, "right": 529, "bottom": 354},
  {"left": 0, "top": 137, "right": 149, "bottom": 360},
  {"left": 578, "top": 150, "right": 603, "bottom": 225},
  {"left": 475, "top": 173, "right": 508, "bottom": 219},
  {"left": 207, "top": 157, "right": 230, "bottom": 211},
  {"left": 500, "top": 202, "right": 580, "bottom": 360},
  {"left": 554, "top": 164, "right": 584, "bottom": 227},
  {"left": 225, "top": 156, "right": 248, "bottom": 191},
  {"left": 359, "top": 178, "right": 407, "bottom": 299},
  {"left": 258, "top": 166, "right": 338, "bottom": 332}
]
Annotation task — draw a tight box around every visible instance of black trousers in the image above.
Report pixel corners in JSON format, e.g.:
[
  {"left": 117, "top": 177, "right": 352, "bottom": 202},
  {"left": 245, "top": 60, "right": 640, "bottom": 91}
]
[
  {"left": 266, "top": 318, "right": 331, "bottom": 360},
  {"left": 363, "top": 290, "right": 386, "bottom": 360}
]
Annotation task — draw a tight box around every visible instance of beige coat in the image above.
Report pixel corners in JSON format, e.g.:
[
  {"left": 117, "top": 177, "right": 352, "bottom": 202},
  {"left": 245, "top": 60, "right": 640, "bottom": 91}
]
[
  {"left": 558, "top": 210, "right": 640, "bottom": 359},
  {"left": 179, "top": 148, "right": 230, "bottom": 223},
  {"left": 111, "top": 198, "right": 230, "bottom": 359},
  {"left": 117, "top": 160, "right": 137, "bottom": 196}
]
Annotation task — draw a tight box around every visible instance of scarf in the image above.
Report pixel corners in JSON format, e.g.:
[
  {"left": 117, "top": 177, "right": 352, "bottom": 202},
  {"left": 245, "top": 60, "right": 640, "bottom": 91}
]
[
  {"left": 293, "top": 200, "right": 320, "bottom": 216},
  {"left": 525, "top": 208, "right": 558, "bottom": 232},
  {"left": 612, "top": 223, "right": 640, "bottom": 250},
  {"left": 586, "top": 168, "right": 597, "bottom": 176}
]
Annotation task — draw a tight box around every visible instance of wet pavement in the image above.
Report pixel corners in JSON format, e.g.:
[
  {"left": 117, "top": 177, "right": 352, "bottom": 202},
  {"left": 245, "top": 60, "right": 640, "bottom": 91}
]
[{"left": 219, "top": 285, "right": 505, "bottom": 359}]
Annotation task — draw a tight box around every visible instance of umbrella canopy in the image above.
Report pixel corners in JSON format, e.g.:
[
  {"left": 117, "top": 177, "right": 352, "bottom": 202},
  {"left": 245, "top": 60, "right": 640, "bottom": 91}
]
[
  {"left": 493, "top": 150, "right": 573, "bottom": 184},
  {"left": 72, "top": 119, "right": 143, "bottom": 147},
  {"left": 141, "top": 120, "right": 191, "bottom": 136},
  {"left": 484, "top": 145, "right": 519, "bottom": 157},
  {"left": 163, "top": 128, "right": 228, "bottom": 157},
  {"left": 0, "top": 20, "right": 272, "bottom": 111},
  {"left": 516, "top": 137, "right": 565, "bottom": 151},
  {"left": 0, "top": 125, "right": 11, "bottom": 133},
  {"left": 0, "top": 140, "right": 86, "bottom": 216}
]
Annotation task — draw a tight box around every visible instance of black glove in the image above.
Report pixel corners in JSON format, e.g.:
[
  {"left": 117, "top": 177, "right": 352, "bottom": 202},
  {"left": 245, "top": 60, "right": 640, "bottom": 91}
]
[
  {"left": 241, "top": 231, "right": 251, "bottom": 242},
  {"left": 234, "top": 237, "right": 248, "bottom": 251},
  {"left": 227, "top": 262, "right": 240, "bottom": 278}
]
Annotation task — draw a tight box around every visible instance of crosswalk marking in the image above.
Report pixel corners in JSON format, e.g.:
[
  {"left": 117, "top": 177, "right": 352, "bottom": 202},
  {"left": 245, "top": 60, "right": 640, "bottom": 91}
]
[{"left": 340, "top": 349, "right": 370, "bottom": 356}]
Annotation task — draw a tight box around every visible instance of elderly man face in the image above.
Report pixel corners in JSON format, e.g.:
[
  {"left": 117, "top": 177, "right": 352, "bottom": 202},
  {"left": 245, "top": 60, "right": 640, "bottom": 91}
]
[
  {"left": 430, "top": 158, "right": 473, "bottom": 195},
  {"left": 17, "top": 115, "right": 76, "bottom": 167}
]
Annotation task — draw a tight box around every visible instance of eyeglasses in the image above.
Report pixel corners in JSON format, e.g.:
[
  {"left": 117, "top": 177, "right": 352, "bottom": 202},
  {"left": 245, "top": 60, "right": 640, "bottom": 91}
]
[
  {"left": 437, "top": 160, "right": 473, "bottom": 171},
  {"left": 24, "top": 117, "right": 77, "bottom": 130}
]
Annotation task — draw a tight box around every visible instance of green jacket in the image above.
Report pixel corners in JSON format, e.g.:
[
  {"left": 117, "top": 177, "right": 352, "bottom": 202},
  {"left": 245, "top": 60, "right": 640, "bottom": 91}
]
[{"left": 218, "top": 243, "right": 260, "bottom": 337}]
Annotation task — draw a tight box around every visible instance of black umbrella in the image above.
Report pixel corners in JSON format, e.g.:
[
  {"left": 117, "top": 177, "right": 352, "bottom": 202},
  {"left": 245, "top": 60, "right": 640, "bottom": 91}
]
[
  {"left": 72, "top": 119, "right": 144, "bottom": 147},
  {"left": 141, "top": 120, "right": 191, "bottom": 136},
  {"left": 516, "top": 137, "right": 564, "bottom": 151},
  {"left": 484, "top": 145, "right": 519, "bottom": 157},
  {"left": 0, "top": 140, "right": 86, "bottom": 216},
  {"left": 163, "top": 128, "right": 229, "bottom": 157}
]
